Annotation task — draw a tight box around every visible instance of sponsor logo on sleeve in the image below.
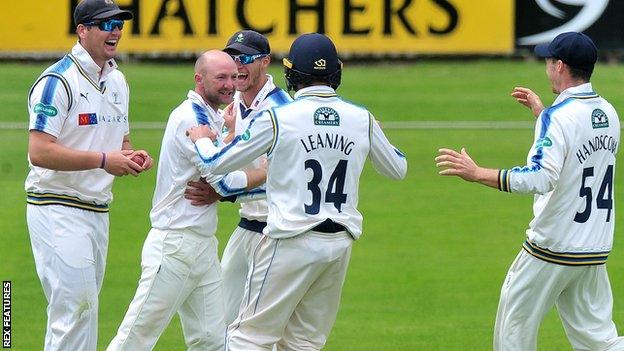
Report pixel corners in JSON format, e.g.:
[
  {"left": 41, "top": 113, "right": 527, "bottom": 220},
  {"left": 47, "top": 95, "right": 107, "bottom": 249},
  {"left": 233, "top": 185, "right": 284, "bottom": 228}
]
[
  {"left": 33, "top": 103, "right": 58, "bottom": 117},
  {"left": 314, "top": 107, "right": 340, "bottom": 126},
  {"left": 535, "top": 136, "right": 553, "bottom": 148},
  {"left": 591, "top": 109, "right": 609, "bottom": 128},
  {"left": 78, "top": 113, "right": 98, "bottom": 126},
  {"left": 241, "top": 129, "right": 251, "bottom": 141}
]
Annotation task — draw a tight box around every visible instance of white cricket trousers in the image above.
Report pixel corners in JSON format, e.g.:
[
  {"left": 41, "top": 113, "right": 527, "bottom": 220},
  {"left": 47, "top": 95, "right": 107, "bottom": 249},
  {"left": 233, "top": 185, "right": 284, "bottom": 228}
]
[
  {"left": 227, "top": 230, "right": 353, "bottom": 351},
  {"left": 494, "top": 250, "right": 624, "bottom": 351},
  {"left": 221, "top": 226, "right": 264, "bottom": 325},
  {"left": 27, "top": 204, "right": 109, "bottom": 351},
  {"left": 107, "top": 228, "right": 225, "bottom": 351}
]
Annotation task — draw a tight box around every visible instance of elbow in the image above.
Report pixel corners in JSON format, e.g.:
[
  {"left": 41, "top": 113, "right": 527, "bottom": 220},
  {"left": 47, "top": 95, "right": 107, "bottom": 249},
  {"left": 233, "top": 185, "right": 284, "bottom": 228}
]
[
  {"left": 396, "top": 168, "right": 408, "bottom": 180},
  {"left": 391, "top": 163, "right": 408, "bottom": 180},
  {"left": 396, "top": 160, "right": 408, "bottom": 180},
  {"left": 29, "top": 152, "right": 46, "bottom": 168}
]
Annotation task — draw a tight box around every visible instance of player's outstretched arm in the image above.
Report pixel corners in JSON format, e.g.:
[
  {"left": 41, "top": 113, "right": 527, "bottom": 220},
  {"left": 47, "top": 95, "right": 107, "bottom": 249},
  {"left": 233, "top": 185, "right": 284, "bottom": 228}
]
[
  {"left": 435, "top": 148, "right": 499, "bottom": 189},
  {"left": 369, "top": 117, "right": 407, "bottom": 179},
  {"left": 511, "top": 87, "right": 544, "bottom": 118}
]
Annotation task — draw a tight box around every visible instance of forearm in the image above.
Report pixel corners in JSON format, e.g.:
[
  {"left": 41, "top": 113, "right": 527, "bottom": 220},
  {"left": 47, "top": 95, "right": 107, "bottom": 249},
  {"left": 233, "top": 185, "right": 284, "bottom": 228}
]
[
  {"left": 244, "top": 167, "right": 267, "bottom": 190},
  {"left": 29, "top": 138, "right": 103, "bottom": 171},
  {"left": 473, "top": 167, "right": 500, "bottom": 189}
]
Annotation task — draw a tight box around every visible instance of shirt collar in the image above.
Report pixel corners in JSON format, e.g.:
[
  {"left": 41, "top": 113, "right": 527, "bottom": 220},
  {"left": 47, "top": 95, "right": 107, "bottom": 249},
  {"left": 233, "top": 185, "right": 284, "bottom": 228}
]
[
  {"left": 71, "top": 42, "right": 118, "bottom": 83},
  {"left": 553, "top": 82, "right": 595, "bottom": 105},
  {"left": 236, "top": 74, "right": 277, "bottom": 111},
  {"left": 293, "top": 85, "right": 336, "bottom": 99},
  {"left": 187, "top": 90, "right": 224, "bottom": 125}
]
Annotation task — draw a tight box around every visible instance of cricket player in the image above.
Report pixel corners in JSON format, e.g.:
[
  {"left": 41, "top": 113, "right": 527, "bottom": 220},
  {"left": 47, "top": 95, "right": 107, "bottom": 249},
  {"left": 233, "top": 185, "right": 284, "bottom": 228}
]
[
  {"left": 187, "top": 33, "right": 407, "bottom": 351},
  {"left": 25, "top": 1, "right": 152, "bottom": 349},
  {"left": 436, "top": 32, "right": 624, "bottom": 350},
  {"left": 217, "top": 30, "right": 293, "bottom": 325},
  {"left": 107, "top": 51, "right": 266, "bottom": 351}
]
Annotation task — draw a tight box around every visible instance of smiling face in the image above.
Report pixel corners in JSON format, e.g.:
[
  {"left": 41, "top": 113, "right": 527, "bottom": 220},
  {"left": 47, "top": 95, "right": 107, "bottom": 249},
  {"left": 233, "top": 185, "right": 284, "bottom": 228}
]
[
  {"left": 194, "top": 51, "right": 238, "bottom": 110},
  {"left": 233, "top": 54, "right": 270, "bottom": 94},
  {"left": 77, "top": 18, "right": 124, "bottom": 68}
]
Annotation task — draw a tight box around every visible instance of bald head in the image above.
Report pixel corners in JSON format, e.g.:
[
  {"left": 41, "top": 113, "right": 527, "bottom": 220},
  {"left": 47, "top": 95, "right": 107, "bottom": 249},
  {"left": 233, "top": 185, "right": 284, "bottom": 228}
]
[
  {"left": 195, "top": 50, "right": 236, "bottom": 77},
  {"left": 194, "top": 50, "right": 238, "bottom": 110}
]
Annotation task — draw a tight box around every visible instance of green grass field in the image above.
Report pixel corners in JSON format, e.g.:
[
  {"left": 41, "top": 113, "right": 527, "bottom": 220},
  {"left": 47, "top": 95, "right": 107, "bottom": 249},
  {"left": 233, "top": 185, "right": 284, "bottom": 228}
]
[{"left": 2, "top": 60, "right": 624, "bottom": 350}]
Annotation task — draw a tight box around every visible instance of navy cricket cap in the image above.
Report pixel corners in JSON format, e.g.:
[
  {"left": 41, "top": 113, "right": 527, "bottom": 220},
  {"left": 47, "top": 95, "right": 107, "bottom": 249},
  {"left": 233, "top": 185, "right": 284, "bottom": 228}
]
[
  {"left": 224, "top": 30, "right": 271, "bottom": 55},
  {"left": 534, "top": 32, "right": 597, "bottom": 71},
  {"left": 284, "top": 33, "right": 341, "bottom": 76},
  {"left": 74, "top": 0, "right": 133, "bottom": 25}
]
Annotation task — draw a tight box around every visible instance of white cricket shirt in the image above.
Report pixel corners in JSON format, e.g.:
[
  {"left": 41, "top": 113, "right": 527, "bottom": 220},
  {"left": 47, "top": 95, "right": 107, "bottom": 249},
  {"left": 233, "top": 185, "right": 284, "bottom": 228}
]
[
  {"left": 195, "top": 85, "right": 407, "bottom": 239},
  {"left": 150, "top": 90, "right": 251, "bottom": 237},
  {"left": 499, "top": 83, "right": 619, "bottom": 265},
  {"left": 25, "top": 43, "right": 129, "bottom": 211},
  {"left": 230, "top": 74, "right": 292, "bottom": 222}
]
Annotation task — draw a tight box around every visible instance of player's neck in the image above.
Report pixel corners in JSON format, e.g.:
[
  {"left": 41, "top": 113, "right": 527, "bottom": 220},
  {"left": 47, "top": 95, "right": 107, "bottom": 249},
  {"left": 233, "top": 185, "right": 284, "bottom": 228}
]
[
  {"left": 241, "top": 75, "right": 269, "bottom": 107},
  {"left": 555, "top": 78, "right": 588, "bottom": 94}
]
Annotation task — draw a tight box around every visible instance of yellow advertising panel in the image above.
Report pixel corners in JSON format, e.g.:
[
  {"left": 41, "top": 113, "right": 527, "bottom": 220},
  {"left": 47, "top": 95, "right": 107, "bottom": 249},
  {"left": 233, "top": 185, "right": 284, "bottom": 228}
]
[{"left": 2, "top": 0, "right": 513, "bottom": 54}]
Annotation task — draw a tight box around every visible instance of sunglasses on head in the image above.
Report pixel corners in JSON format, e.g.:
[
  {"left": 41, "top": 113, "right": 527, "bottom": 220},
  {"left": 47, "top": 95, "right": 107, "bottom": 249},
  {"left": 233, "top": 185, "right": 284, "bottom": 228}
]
[
  {"left": 230, "top": 53, "right": 267, "bottom": 65},
  {"left": 84, "top": 19, "right": 124, "bottom": 32}
]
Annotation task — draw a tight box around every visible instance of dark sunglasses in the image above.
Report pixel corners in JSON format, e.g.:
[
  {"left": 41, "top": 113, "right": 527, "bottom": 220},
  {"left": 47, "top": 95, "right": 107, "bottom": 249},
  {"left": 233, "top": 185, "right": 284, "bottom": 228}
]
[
  {"left": 85, "top": 19, "right": 124, "bottom": 32},
  {"left": 230, "top": 54, "right": 267, "bottom": 65}
]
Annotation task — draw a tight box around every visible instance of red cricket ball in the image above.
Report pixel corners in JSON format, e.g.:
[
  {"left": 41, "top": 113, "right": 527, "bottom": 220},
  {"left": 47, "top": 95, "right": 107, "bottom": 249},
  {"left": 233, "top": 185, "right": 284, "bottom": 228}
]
[{"left": 131, "top": 154, "right": 146, "bottom": 167}]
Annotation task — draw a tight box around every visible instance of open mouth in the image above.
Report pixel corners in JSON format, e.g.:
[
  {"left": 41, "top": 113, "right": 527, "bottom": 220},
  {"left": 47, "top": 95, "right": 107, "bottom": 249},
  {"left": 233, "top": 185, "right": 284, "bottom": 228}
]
[
  {"left": 105, "top": 40, "right": 118, "bottom": 48},
  {"left": 219, "top": 90, "right": 234, "bottom": 98},
  {"left": 237, "top": 73, "right": 249, "bottom": 81}
]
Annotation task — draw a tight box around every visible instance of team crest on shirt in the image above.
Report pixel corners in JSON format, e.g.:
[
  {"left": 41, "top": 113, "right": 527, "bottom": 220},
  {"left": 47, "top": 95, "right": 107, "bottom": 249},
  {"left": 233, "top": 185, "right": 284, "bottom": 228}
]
[
  {"left": 535, "top": 136, "right": 552, "bottom": 148},
  {"left": 111, "top": 91, "right": 121, "bottom": 105},
  {"left": 33, "top": 103, "right": 58, "bottom": 117},
  {"left": 591, "top": 109, "right": 609, "bottom": 129},
  {"left": 314, "top": 107, "right": 339, "bottom": 126}
]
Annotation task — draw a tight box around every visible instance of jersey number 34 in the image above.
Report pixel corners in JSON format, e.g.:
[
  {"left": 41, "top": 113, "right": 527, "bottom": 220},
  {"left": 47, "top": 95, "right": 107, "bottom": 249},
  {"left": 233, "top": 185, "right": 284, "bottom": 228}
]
[{"left": 304, "top": 159, "right": 348, "bottom": 215}]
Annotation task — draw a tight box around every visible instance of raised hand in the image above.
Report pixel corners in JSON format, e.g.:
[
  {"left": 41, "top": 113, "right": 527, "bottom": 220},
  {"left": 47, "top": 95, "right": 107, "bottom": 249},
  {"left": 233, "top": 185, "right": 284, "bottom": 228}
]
[{"left": 511, "top": 87, "right": 544, "bottom": 118}]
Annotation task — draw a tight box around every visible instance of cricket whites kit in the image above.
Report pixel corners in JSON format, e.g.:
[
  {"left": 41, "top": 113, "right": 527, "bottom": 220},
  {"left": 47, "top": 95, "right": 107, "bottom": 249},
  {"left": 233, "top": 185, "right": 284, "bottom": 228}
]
[
  {"left": 25, "top": 42, "right": 130, "bottom": 351},
  {"left": 221, "top": 74, "right": 292, "bottom": 325},
  {"left": 194, "top": 85, "right": 407, "bottom": 350},
  {"left": 494, "top": 83, "right": 624, "bottom": 350},
  {"left": 107, "top": 90, "right": 260, "bottom": 351}
]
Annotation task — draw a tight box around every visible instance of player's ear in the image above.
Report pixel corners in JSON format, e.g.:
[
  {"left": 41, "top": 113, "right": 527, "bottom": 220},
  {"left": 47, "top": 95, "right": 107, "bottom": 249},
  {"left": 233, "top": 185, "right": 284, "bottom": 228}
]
[
  {"left": 262, "top": 55, "right": 271, "bottom": 68},
  {"left": 556, "top": 59, "right": 566, "bottom": 73},
  {"left": 194, "top": 72, "right": 203, "bottom": 86},
  {"left": 76, "top": 24, "right": 90, "bottom": 41}
]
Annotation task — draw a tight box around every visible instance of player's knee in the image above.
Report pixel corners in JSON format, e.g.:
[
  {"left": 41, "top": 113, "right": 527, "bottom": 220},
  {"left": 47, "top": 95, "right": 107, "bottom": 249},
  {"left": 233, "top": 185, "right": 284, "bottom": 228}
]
[
  {"left": 186, "top": 330, "right": 224, "bottom": 351},
  {"left": 277, "top": 337, "right": 324, "bottom": 351}
]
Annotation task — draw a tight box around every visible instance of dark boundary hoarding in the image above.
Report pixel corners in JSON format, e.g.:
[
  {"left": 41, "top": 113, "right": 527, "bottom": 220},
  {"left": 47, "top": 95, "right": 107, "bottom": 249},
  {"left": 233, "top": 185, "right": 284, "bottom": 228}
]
[{"left": 516, "top": 0, "right": 624, "bottom": 49}]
